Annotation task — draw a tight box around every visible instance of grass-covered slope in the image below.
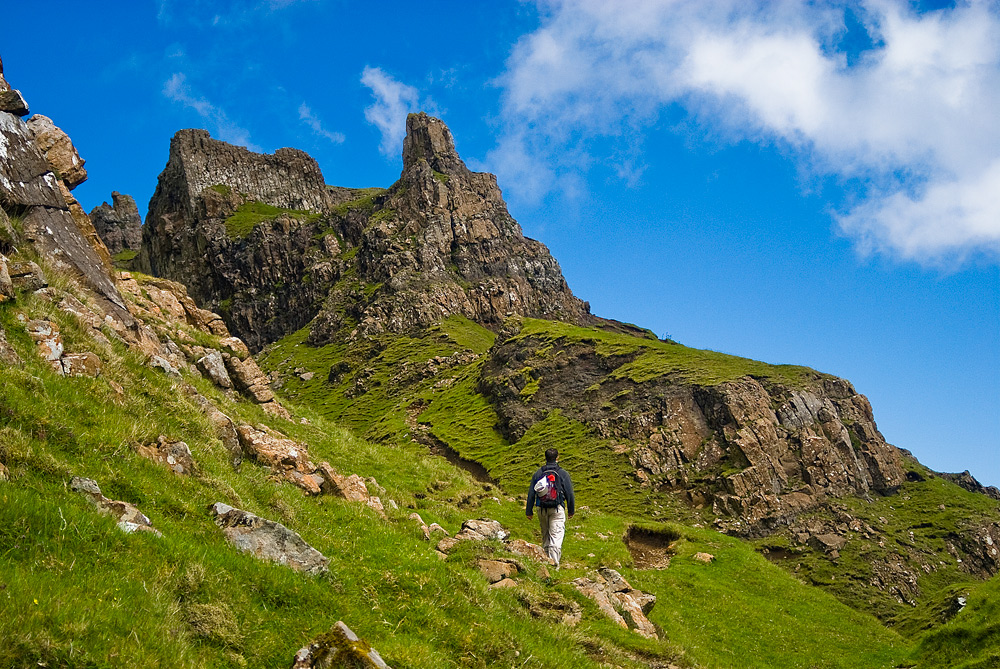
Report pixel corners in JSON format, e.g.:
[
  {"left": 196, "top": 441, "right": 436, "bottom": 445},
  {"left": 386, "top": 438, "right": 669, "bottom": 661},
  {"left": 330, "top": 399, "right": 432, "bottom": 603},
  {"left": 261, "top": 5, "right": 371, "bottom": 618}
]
[{"left": 0, "top": 269, "right": 924, "bottom": 668}]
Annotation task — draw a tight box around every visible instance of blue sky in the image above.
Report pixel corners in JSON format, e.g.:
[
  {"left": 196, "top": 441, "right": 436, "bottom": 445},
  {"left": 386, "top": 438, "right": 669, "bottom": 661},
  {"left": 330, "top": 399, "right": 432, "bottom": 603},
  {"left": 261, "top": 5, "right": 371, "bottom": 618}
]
[{"left": 3, "top": 0, "right": 998, "bottom": 485}]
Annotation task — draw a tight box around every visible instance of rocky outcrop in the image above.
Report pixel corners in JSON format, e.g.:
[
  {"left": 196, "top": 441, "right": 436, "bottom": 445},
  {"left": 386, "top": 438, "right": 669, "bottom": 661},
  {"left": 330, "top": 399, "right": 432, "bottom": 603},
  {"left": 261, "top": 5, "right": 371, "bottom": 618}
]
[
  {"left": 572, "top": 568, "right": 657, "bottom": 639},
  {"left": 138, "top": 114, "right": 592, "bottom": 350},
  {"left": 307, "top": 112, "right": 593, "bottom": 344},
  {"left": 208, "top": 502, "right": 328, "bottom": 575},
  {"left": 71, "top": 476, "right": 161, "bottom": 535},
  {"left": 0, "top": 59, "right": 131, "bottom": 325},
  {"left": 136, "top": 436, "right": 197, "bottom": 475},
  {"left": 90, "top": 192, "right": 142, "bottom": 255},
  {"left": 480, "top": 325, "right": 906, "bottom": 535},
  {"left": 292, "top": 621, "right": 392, "bottom": 669},
  {"left": 136, "top": 129, "right": 337, "bottom": 349},
  {"left": 26, "top": 114, "right": 87, "bottom": 189}
]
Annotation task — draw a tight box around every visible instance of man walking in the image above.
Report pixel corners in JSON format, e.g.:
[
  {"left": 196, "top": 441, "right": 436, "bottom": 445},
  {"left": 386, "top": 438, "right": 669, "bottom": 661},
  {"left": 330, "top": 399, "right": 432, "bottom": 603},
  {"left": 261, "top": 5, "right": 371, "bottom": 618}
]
[{"left": 526, "top": 448, "right": 575, "bottom": 568}]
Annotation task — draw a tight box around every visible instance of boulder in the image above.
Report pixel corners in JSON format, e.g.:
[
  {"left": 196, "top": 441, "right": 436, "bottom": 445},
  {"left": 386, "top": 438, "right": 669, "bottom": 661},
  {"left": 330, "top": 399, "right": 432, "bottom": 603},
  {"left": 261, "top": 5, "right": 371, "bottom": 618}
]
[
  {"left": 8, "top": 261, "right": 47, "bottom": 291},
  {"left": 26, "top": 114, "right": 87, "bottom": 189},
  {"left": 136, "top": 436, "right": 196, "bottom": 475},
  {"left": 70, "top": 476, "right": 161, "bottom": 535},
  {"left": 693, "top": 552, "right": 715, "bottom": 564},
  {"left": 208, "top": 502, "right": 328, "bottom": 575},
  {"left": 291, "top": 620, "right": 392, "bottom": 669},
  {"left": 223, "top": 352, "right": 274, "bottom": 402},
  {"left": 572, "top": 568, "right": 657, "bottom": 639},
  {"left": 478, "top": 559, "right": 520, "bottom": 584},
  {"left": 236, "top": 424, "right": 322, "bottom": 495},
  {"left": 0, "top": 257, "right": 13, "bottom": 302},
  {"left": 60, "top": 351, "right": 102, "bottom": 377},
  {"left": 197, "top": 350, "right": 232, "bottom": 388}
]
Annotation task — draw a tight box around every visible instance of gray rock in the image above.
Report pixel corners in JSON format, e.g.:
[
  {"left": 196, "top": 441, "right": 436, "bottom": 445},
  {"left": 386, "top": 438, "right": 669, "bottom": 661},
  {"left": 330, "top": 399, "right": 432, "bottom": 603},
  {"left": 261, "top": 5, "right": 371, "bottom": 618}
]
[
  {"left": 291, "top": 621, "right": 392, "bottom": 669},
  {"left": 208, "top": 502, "right": 328, "bottom": 575},
  {"left": 197, "top": 350, "right": 232, "bottom": 388},
  {"left": 0, "top": 89, "right": 29, "bottom": 116},
  {"left": 89, "top": 192, "right": 142, "bottom": 254},
  {"left": 0, "top": 256, "right": 13, "bottom": 302},
  {"left": 8, "top": 260, "right": 47, "bottom": 291},
  {"left": 70, "top": 476, "right": 161, "bottom": 536}
]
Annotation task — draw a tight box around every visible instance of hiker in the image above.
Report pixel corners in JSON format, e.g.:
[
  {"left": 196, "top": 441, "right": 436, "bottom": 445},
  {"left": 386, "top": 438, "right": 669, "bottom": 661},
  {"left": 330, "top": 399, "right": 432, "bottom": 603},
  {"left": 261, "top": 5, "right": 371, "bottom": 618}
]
[{"left": 526, "top": 448, "right": 575, "bottom": 568}]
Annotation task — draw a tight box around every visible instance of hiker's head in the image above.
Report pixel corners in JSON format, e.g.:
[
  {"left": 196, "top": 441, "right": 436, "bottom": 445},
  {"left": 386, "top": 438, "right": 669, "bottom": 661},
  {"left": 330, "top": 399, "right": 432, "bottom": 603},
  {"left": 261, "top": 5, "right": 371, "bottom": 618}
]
[{"left": 545, "top": 448, "right": 558, "bottom": 463}]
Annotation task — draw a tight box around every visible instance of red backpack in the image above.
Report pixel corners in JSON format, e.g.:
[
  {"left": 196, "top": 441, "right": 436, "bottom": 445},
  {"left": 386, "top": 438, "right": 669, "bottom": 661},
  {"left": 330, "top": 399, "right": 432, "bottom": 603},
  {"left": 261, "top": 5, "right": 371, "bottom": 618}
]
[{"left": 534, "top": 470, "right": 561, "bottom": 507}]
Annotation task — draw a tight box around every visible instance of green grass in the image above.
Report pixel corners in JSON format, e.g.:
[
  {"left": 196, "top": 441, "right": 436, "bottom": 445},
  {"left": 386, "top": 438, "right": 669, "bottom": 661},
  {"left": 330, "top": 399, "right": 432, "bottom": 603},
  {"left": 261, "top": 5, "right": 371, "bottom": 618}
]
[
  {"left": 909, "top": 575, "right": 1000, "bottom": 668},
  {"left": 331, "top": 188, "right": 385, "bottom": 217},
  {"left": 2, "top": 263, "right": 983, "bottom": 668},
  {"left": 516, "top": 318, "right": 828, "bottom": 387},
  {"left": 223, "top": 202, "right": 320, "bottom": 240}
]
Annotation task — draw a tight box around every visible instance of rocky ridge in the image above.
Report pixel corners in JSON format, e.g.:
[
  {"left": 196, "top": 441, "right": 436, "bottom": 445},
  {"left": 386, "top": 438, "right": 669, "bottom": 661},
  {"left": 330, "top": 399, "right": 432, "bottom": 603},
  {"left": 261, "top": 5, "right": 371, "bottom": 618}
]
[{"left": 138, "top": 112, "right": 593, "bottom": 350}]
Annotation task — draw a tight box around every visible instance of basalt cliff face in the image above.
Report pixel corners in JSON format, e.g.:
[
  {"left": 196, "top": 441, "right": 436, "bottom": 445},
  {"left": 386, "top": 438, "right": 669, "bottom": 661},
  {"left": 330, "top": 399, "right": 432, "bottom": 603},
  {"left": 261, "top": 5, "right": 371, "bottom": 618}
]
[{"left": 138, "top": 113, "right": 592, "bottom": 351}]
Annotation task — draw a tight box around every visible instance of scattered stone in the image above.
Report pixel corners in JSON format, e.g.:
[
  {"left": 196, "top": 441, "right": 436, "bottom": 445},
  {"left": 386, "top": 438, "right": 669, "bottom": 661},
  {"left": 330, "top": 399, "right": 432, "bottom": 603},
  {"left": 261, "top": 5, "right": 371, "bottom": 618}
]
[
  {"left": 572, "top": 568, "right": 657, "bottom": 639},
  {"left": 454, "top": 519, "right": 509, "bottom": 543},
  {"left": 60, "top": 351, "right": 102, "bottom": 378},
  {"left": 148, "top": 354, "right": 180, "bottom": 376},
  {"left": 490, "top": 578, "right": 518, "bottom": 589},
  {"left": 136, "top": 435, "right": 197, "bottom": 475},
  {"left": 291, "top": 620, "right": 392, "bottom": 669},
  {"left": 810, "top": 533, "right": 848, "bottom": 553},
  {"left": 70, "top": 476, "right": 161, "bottom": 536},
  {"left": 9, "top": 261, "right": 47, "bottom": 291},
  {"left": 298, "top": 371, "right": 314, "bottom": 381},
  {"left": 208, "top": 502, "right": 328, "bottom": 575},
  {"left": 506, "top": 539, "right": 550, "bottom": 564},
  {"left": 321, "top": 467, "right": 369, "bottom": 502},
  {"left": 0, "top": 462, "right": 9, "bottom": 481},
  {"left": 693, "top": 552, "right": 715, "bottom": 564},
  {"left": 237, "top": 424, "right": 323, "bottom": 495},
  {"left": 219, "top": 336, "right": 250, "bottom": 360},
  {"left": 479, "top": 559, "right": 520, "bottom": 584},
  {"left": 25, "top": 319, "right": 63, "bottom": 362},
  {"left": 223, "top": 352, "right": 274, "bottom": 403},
  {"left": 197, "top": 350, "right": 232, "bottom": 388}
]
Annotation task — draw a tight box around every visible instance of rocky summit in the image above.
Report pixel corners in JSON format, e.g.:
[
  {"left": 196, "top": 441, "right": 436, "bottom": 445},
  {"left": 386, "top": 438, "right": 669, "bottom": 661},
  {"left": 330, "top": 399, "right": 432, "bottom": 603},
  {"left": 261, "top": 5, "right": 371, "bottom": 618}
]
[
  {"left": 2, "top": 52, "right": 999, "bottom": 669},
  {"left": 138, "top": 112, "right": 592, "bottom": 351}
]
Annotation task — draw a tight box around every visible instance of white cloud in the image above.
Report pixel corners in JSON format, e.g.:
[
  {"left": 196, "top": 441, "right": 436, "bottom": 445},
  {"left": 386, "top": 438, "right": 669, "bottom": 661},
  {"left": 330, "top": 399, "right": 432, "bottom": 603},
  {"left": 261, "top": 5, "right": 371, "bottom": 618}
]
[
  {"left": 298, "top": 103, "right": 345, "bottom": 144},
  {"left": 361, "top": 66, "right": 422, "bottom": 158},
  {"left": 495, "top": 0, "right": 1000, "bottom": 263},
  {"left": 163, "top": 73, "right": 260, "bottom": 151}
]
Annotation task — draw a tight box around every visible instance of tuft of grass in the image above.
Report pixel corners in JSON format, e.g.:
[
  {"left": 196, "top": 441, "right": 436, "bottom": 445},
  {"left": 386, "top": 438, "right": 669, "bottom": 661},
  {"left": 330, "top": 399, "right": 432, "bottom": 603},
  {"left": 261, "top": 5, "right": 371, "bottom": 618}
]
[{"left": 223, "top": 202, "right": 320, "bottom": 240}]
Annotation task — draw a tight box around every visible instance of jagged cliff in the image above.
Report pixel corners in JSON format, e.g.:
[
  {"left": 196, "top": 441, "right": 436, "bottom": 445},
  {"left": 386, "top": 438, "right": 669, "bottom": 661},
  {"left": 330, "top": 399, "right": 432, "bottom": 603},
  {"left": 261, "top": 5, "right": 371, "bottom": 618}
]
[
  {"left": 138, "top": 113, "right": 592, "bottom": 350},
  {"left": 90, "top": 191, "right": 142, "bottom": 256}
]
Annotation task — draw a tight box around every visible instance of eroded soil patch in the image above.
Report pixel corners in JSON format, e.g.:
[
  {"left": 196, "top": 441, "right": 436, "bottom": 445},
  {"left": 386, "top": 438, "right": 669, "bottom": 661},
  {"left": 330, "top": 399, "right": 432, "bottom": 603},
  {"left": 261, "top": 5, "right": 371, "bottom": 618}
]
[{"left": 626, "top": 526, "right": 679, "bottom": 570}]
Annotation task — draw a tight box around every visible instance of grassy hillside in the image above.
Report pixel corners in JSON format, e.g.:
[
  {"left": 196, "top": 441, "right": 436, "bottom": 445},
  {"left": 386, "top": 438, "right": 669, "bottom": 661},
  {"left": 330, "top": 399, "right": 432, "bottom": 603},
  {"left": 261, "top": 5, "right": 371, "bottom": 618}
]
[{"left": 0, "top": 269, "right": 925, "bottom": 668}]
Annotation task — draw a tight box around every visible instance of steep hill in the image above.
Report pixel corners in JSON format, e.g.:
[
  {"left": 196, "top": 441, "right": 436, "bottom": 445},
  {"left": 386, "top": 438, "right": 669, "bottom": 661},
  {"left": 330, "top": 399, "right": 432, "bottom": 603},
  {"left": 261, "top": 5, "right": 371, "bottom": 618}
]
[{"left": 2, "top": 54, "right": 998, "bottom": 668}]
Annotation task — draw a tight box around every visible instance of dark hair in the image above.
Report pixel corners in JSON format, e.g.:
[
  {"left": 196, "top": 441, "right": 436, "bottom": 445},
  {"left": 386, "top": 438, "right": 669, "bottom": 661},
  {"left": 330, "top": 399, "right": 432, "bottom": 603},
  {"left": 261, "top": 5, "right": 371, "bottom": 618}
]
[{"left": 545, "top": 448, "right": 558, "bottom": 463}]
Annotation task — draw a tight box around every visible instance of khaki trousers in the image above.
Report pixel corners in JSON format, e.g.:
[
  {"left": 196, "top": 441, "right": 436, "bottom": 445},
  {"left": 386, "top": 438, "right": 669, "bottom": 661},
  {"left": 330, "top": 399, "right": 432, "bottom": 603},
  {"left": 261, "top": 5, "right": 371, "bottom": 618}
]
[{"left": 538, "top": 505, "right": 566, "bottom": 567}]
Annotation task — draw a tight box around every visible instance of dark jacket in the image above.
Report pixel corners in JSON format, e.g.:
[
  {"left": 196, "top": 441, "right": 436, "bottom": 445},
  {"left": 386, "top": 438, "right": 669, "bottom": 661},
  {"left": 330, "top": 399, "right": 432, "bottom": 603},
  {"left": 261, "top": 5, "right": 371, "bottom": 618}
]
[{"left": 526, "top": 462, "right": 574, "bottom": 516}]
